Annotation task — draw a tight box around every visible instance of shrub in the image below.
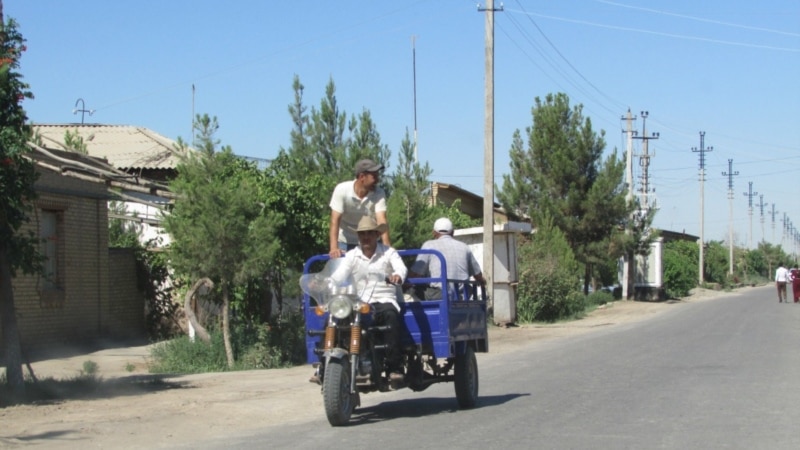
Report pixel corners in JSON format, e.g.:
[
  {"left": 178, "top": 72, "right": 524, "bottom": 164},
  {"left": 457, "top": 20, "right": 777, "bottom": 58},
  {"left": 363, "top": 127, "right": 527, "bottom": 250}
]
[
  {"left": 663, "top": 241, "right": 697, "bottom": 298},
  {"left": 149, "top": 332, "right": 229, "bottom": 374},
  {"left": 515, "top": 217, "right": 583, "bottom": 323},
  {"left": 149, "top": 311, "right": 306, "bottom": 373},
  {"left": 586, "top": 290, "right": 614, "bottom": 306},
  {"left": 517, "top": 255, "right": 584, "bottom": 322}
]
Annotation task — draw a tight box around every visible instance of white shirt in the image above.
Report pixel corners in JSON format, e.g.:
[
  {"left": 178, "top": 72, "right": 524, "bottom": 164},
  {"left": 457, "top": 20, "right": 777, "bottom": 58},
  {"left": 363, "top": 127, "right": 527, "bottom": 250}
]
[
  {"left": 329, "top": 180, "right": 387, "bottom": 245},
  {"left": 330, "top": 243, "right": 406, "bottom": 311},
  {"left": 776, "top": 266, "right": 790, "bottom": 282}
]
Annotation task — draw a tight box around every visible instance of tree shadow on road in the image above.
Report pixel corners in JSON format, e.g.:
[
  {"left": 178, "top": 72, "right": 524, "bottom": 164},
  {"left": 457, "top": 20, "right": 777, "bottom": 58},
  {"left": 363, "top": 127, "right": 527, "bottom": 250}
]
[
  {"left": 0, "top": 373, "right": 192, "bottom": 408},
  {"left": 349, "top": 392, "right": 529, "bottom": 425}
]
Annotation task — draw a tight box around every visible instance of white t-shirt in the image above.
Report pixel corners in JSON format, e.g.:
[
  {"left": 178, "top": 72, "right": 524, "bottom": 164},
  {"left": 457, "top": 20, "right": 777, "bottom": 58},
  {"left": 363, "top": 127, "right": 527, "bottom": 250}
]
[
  {"left": 776, "top": 266, "right": 790, "bottom": 282},
  {"left": 329, "top": 179, "right": 387, "bottom": 245}
]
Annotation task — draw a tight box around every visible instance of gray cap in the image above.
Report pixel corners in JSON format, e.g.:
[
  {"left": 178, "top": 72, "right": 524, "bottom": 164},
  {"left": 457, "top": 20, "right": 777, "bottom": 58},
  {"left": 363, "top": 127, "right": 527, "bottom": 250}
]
[{"left": 355, "top": 159, "right": 385, "bottom": 176}]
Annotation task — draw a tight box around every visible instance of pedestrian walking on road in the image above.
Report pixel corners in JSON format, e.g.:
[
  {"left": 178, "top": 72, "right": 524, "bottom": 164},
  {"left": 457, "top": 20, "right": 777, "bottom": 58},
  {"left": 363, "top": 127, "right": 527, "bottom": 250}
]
[
  {"left": 791, "top": 267, "right": 800, "bottom": 303},
  {"left": 775, "top": 262, "right": 789, "bottom": 303}
]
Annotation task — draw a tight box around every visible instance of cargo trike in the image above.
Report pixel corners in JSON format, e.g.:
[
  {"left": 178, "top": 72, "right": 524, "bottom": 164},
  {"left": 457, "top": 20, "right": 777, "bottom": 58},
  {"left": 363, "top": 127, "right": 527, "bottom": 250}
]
[{"left": 301, "top": 249, "right": 488, "bottom": 426}]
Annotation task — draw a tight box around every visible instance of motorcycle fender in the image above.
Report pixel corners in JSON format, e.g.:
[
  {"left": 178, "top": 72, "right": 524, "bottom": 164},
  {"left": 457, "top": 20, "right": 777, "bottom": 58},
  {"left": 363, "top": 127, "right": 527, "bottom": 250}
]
[{"left": 323, "top": 348, "right": 349, "bottom": 361}]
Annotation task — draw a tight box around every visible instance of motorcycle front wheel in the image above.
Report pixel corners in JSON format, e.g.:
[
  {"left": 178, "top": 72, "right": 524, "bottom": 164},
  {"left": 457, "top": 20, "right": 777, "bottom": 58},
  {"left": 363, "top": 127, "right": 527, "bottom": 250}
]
[{"left": 323, "top": 358, "right": 354, "bottom": 426}]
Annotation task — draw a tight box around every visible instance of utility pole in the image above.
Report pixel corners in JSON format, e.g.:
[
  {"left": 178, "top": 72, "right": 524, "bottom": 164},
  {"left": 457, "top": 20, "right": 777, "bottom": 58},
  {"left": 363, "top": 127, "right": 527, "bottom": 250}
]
[
  {"left": 782, "top": 215, "right": 792, "bottom": 249},
  {"left": 623, "top": 109, "right": 636, "bottom": 206},
  {"left": 743, "top": 182, "right": 758, "bottom": 249},
  {"left": 621, "top": 109, "right": 636, "bottom": 299},
  {"left": 411, "top": 35, "right": 419, "bottom": 163},
  {"left": 692, "top": 131, "right": 712, "bottom": 284},
  {"left": 632, "top": 111, "right": 659, "bottom": 210},
  {"left": 478, "top": 0, "right": 503, "bottom": 323},
  {"left": 722, "top": 160, "right": 739, "bottom": 275},
  {"left": 771, "top": 204, "right": 779, "bottom": 243},
  {"left": 757, "top": 194, "right": 766, "bottom": 245}
]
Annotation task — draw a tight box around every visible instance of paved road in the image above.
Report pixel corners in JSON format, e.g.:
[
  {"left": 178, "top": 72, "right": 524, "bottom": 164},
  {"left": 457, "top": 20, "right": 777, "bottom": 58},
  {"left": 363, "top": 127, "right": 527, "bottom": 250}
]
[{"left": 194, "top": 285, "right": 800, "bottom": 449}]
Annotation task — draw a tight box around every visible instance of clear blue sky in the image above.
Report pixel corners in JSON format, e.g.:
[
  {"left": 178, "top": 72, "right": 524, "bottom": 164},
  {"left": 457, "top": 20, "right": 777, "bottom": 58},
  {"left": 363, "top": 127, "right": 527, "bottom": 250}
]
[{"left": 10, "top": 1, "right": 800, "bottom": 251}]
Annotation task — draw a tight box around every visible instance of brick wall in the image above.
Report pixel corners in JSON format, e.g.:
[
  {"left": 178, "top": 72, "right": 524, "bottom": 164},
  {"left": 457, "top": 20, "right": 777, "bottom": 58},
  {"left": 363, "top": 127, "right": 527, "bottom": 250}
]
[{"left": 2, "top": 169, "right": 144, "bottom": 351}]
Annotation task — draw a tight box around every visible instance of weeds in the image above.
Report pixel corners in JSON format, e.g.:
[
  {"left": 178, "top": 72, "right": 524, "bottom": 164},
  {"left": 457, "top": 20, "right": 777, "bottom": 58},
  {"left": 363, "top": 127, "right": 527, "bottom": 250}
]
[
  {"left": 81, "top": 360, "right": 99, "bottom": 376},
  {"left": 149, "top": 313, "right": 306, "bottom": 373}
]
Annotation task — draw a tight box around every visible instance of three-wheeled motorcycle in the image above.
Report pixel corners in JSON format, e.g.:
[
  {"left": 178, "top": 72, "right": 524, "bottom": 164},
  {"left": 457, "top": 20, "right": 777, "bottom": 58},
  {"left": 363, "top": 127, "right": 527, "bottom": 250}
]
[{"left": 301, "top": 249, "right": 488, "bottom": 426}]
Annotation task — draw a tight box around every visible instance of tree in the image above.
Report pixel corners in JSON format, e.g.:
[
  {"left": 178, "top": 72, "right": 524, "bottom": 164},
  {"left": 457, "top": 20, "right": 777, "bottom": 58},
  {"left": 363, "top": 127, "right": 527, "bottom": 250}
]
[
  {"left": 516, "top": 214, "right": 582, "bottom": 322},
  {"left": 386, "top": 129, "right": 432, "bottom": 249},
  {"left": 0, "top": 13, "right": 39, "bottom": 397},
  {"left": 498, "top": 93, "right": 630, "bottom": 293},
  {"left": 281, "top": 75, "right": 391, "bottom": 207},
  {"left": 663, "top": 240, "right": 698, "bottom": 298},
  {"left": 164, "top": 114, "right": 282, "bottom": 368},
  {"left": 258, "top": 152, "right": 328, "bottom": 316}
]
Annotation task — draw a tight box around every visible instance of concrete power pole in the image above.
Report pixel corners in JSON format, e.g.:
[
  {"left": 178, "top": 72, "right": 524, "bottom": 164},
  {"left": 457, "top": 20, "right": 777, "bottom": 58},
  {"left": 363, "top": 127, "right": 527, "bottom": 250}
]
[
  {"left": 692, "top": 132, "right": 712, "bottom": 285},
  {"left": 621, "top": 109, "right": 636, "bottom": 299},
  {"left": 771, "top": 204, "right": 779, "bottom": 243},
  {"left": 411, "top": 35, "right": 418, "bottom": 164},
  {"left": 478, "top": 0, "right": 503, "bottom": 323},
  {"left": 743, "top": 182, "right": 758, "bottom": 249},
  {"left": 722, "top": 160, "right": 739, "bottom": 275},
  {"left": 632, "top": 112, "right": 659, "bottom": 210},
  {"left": 757, "top": 194, "right": 766, "bottom": 245}
]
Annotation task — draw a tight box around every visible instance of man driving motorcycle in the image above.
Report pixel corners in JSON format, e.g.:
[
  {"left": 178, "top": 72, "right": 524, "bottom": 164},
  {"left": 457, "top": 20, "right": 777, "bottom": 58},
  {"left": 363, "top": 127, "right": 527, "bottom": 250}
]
[{"left": 328, "top": 215, "right": 407, "bottom": 381}]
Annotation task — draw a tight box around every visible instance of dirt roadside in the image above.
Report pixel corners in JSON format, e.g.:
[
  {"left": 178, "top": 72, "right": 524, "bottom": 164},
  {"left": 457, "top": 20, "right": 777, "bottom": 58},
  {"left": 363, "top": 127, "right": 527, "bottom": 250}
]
[{"left": 0, "top": 287, "right": 750, "bottom": 448}]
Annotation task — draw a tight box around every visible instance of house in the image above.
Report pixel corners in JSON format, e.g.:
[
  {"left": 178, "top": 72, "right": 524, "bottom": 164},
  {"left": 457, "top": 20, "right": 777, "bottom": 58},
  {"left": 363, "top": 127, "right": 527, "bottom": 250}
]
[
  {"left": 32, "top": 123, "right": 182, "bottom": 246},
  {"left": 428, "top": 182, "right": 508, "bottom": 223},
  {"left": 3, "top": 147, "right": 149, "bottom": 351}
]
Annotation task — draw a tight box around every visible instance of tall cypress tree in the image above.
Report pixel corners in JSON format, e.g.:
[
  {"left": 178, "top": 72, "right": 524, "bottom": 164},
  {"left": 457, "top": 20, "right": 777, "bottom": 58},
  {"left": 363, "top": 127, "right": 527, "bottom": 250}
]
[{"left": 499, "top": 93, "right": 631, "bottom": 291}]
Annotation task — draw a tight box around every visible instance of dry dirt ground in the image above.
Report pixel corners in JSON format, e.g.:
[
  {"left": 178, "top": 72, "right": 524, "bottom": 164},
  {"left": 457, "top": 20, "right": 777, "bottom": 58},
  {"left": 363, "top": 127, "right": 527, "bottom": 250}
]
[{"left": 0, "top": 287, "right": 752, "bottom": 449}]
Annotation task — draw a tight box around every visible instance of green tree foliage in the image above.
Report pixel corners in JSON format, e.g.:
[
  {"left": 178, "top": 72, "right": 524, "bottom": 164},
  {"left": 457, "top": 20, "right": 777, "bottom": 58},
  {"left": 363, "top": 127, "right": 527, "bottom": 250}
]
[
  {"left": 63, "top": 128, "right": 87, "bottom": 154},
  {"left": 0, "top": 16, "right": 39, "bottom": 396},
  {"left": 704, "top": 240, "right": 732, "bottom": 287},
  {"left": 742, "top": 248, "right": 767, "bottom": 281},
  {"left": 662, "top": 240, "right": 697, "bottom": 298},
  {"left": 498, "top": 93, "right": 630, "bottom": 293},
  {"left": 281, "top": 75, "right": 391, "bottom": 206},
  {"left": 387, "top": 129, "right": 432, "bottom": 249},
  {"left": 516, "top": 215, "right": 583, "bottom": 322},
  {"left": 256, "top": 152, "right": 328, "bottom": 315},
  {"left": 753, "top": 241, "right": 787, "bottom": 279},
  {"left": 164, "top": 114, "right": 282, "bottom": 367}
]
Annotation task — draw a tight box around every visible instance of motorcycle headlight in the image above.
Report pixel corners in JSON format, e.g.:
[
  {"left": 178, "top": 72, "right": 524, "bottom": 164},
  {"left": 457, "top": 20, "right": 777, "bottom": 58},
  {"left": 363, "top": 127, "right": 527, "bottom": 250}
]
[{"left": 328, "top": 294, "right": 355, "bottom": 319}]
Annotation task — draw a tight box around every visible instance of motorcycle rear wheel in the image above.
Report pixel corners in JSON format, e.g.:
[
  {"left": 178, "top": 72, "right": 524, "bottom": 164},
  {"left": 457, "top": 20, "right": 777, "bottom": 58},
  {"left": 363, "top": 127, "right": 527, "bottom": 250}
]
[
  {"left": 454, "top": 346, "right": 478, "bottom": 408},
  {"left": 323, "top": 358, "right": 354, "bottom": 426}
]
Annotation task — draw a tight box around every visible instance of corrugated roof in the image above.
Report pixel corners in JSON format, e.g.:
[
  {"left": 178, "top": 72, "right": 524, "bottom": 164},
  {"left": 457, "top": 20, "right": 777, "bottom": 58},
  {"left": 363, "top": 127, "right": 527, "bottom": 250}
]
[{"left": 31, "top": 124, "right": 185, "bottom": 170}]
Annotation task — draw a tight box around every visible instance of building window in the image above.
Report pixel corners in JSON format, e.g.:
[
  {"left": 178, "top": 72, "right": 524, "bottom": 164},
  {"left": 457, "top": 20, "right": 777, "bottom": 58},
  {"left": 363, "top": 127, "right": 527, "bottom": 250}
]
[{"left": 41, "top": 210, "right": 62, "bottom": 291}]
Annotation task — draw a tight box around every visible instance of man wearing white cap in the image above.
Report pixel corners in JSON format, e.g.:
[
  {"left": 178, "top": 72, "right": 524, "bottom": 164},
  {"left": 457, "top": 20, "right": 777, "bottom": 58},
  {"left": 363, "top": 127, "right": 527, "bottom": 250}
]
[
  {"left": 328, "top": 158, "right": 390, "bottom": 258},
  {"left": 408, "top": 217, "right": 485, "bottom": 300}
]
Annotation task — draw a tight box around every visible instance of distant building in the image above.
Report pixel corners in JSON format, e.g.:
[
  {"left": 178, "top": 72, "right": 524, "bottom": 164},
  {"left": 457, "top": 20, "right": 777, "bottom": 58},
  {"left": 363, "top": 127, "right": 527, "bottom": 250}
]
[
  {"left": 428, "top": 182, "right": 508, "bottom": 223},
  {"left": 32, "top": 123, "right": 183, "bottom": 246}
]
